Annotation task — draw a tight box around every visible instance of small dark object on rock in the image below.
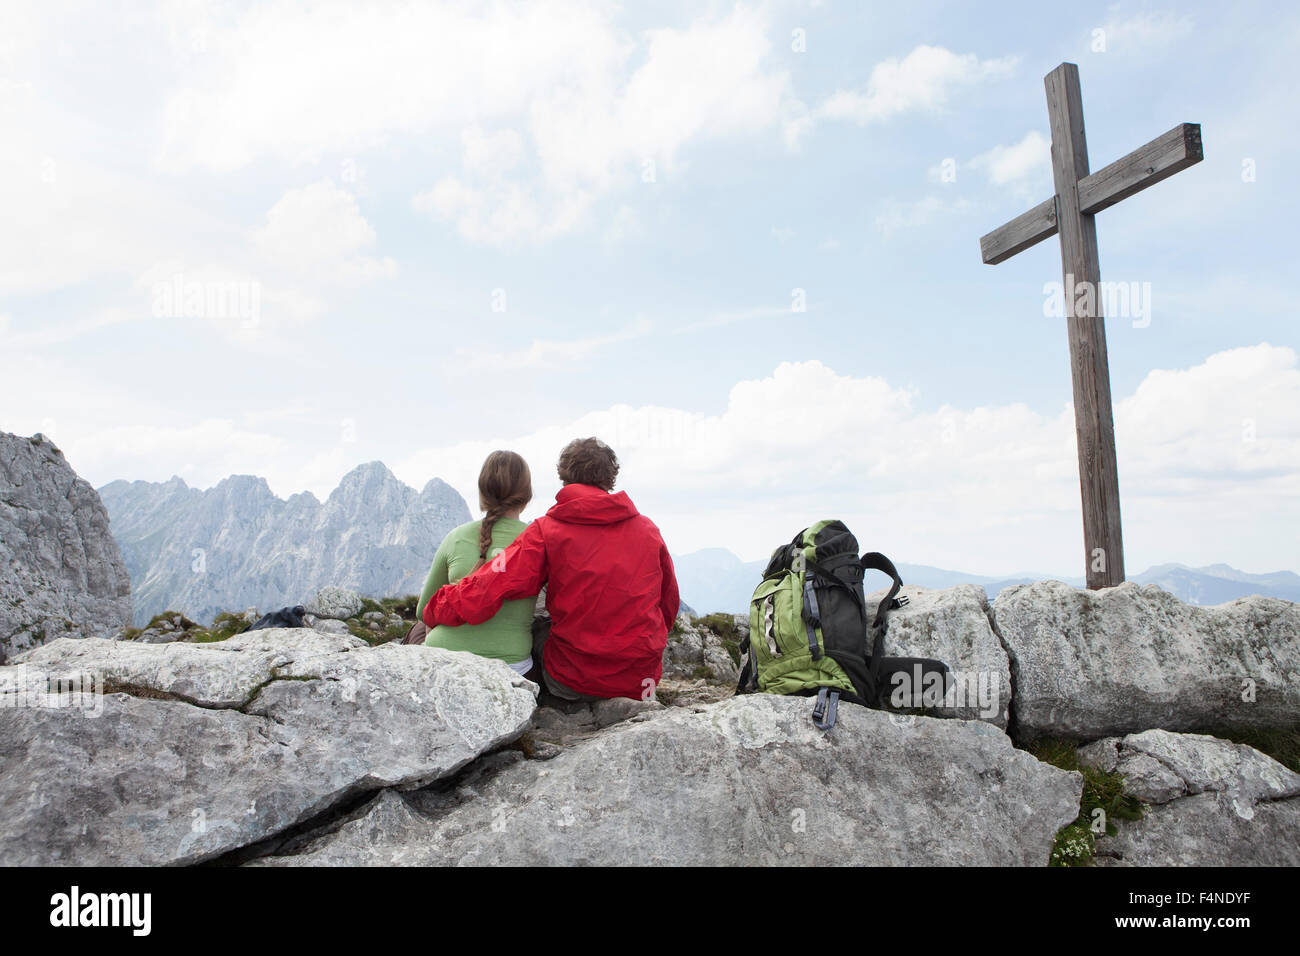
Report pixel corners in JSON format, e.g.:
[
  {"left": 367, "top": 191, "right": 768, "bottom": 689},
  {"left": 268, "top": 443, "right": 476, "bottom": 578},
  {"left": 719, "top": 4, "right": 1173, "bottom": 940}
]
[{"left": 247, "top": 606, "right": 308, "bottom": 632}]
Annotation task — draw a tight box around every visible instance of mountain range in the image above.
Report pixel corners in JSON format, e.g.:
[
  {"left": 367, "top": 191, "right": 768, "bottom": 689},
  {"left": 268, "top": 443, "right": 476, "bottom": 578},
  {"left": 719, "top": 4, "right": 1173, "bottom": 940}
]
[
  {"left": 100, "top": 463, "right": 469, "bottom": 626},
  {"left": 100, "top": 465, "right": 1300, "bottom": 624}
]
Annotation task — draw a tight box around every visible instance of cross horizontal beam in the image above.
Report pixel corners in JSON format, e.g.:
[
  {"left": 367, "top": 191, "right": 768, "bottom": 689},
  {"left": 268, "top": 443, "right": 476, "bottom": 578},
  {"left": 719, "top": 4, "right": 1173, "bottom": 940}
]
[{"left": 979, "top": 122, "right": 1203, "bottom": 264}]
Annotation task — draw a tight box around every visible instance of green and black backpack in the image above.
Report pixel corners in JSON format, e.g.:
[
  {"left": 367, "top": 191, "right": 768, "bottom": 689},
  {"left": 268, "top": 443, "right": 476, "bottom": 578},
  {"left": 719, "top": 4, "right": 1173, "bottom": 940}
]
[{"left": 736, "top": 519, "right": 950, "bottom": 730}]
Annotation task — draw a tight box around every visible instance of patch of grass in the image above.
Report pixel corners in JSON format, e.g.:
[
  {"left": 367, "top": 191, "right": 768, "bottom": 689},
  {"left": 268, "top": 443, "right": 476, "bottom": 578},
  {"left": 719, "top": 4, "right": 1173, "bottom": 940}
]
[
  {"left": 346, "top": 620, "right": 386, "bottom": 646},
  {"left": 210, "top": 611, "right": 251, "bottom": 637},
  {"left": 720, "top": 641, "right": 742, "bottom": 668},
  {"left": 351, "top": 594, "right": 421, "bottom": 619},
  {"left": 120, "top": 627, "right": 143, "bottom": 641},
  {"left": 1025, "top": 738, "right": 1147, "bottom": 867},
  {"left": 357, "top": 598, "right": 385, "bottom": 618},
  {"left": 180, "top": 611, "right": 251, "bottom": 644},
  {"left": 697, "top": 612, "right": 740, "bottom": 640},
  {"left": 1027, "top": 738, "right": 1081, "bottom": 772},
  {"left": 187, "top": 616, "right": 240, "bottom": 647},
  {"left": 146, "top": 611, "right": 199, "bottom": 631},
  {"left": 1203, "top": 726, "right": 1300, "bottom": 774},
  {"left": 384, "top": 595, "right": 419, "bottom": 617},
  {"left": 654, "top": 682, "right": 680, "bottom": 705},
  {"left": 691, "top": 664, "right": 716, "bottom": 680},
  {"left": 697, "top": 612, "right": 743, "bottom": 667}
]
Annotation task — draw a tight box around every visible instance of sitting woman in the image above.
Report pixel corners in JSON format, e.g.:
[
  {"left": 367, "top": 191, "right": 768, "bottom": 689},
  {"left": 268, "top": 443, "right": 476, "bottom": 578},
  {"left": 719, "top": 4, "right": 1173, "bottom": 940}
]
[{"left": 418, "top": 450, "right": 536, "bottom": 674}]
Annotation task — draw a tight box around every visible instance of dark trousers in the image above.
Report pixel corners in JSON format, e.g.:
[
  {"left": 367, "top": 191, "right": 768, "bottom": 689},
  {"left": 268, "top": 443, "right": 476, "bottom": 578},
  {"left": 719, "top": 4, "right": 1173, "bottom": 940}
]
[{"left": 527, "top": 617, "right": 603, "bottom": 702}]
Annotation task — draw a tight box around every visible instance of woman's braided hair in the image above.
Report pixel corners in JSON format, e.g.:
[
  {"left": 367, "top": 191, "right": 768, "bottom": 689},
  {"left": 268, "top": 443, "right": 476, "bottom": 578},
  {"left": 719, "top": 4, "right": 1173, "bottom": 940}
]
[{"left": 473, "top": 451, "right": 533, "bottom": 571}]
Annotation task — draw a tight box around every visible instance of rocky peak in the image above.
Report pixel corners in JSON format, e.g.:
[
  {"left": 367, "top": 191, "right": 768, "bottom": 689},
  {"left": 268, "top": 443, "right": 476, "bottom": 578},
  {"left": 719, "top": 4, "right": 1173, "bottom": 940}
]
[{"left": 0, "top": 430, "right": 133, "bottom": 661}]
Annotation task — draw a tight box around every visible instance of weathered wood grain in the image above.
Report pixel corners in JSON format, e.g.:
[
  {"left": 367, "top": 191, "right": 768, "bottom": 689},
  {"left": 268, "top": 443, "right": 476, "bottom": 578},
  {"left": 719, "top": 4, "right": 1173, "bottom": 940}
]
[
  {"left": 980, "top": 197, "right": 1057, "bottom": 265},
  {"left": 1078, "top": 123, "right": 1203, "bottom": 214}
]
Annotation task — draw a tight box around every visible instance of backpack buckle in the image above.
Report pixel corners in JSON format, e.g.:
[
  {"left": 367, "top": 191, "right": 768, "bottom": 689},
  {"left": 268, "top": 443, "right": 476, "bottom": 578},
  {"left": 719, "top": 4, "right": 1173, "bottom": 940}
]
[
  {"left": 811, "top": 688, "right": 839, "bottom": 731},
  {"left": 894, "top": 595, "right": 910, "bottom": 609}
]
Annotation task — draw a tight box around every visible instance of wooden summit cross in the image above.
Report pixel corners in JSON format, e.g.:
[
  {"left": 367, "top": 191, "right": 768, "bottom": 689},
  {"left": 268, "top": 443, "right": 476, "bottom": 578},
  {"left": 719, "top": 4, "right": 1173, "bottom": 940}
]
[{"left": 980, "top": 62, "right": 1202, "bottom": 590}]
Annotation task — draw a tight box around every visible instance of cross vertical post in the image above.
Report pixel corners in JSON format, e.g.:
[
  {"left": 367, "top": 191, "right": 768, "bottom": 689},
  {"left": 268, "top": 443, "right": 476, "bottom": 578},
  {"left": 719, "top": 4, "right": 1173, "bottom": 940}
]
[{"left": 1045, "top": 62, "right": 1124, "bottom": 589}]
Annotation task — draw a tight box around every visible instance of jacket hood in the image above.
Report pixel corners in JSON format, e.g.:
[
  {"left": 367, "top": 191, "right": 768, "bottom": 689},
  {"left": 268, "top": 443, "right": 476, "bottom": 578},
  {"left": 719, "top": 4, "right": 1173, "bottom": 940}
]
[{"left": 546, "top": 483, "right": 640, "bottom": 525}]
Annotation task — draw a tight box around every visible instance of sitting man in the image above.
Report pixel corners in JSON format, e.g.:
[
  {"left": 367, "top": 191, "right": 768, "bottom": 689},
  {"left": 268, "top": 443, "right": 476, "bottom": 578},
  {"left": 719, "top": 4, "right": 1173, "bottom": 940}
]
[{"left": 423, "top": 437, "right": 679, "bottom": 701}]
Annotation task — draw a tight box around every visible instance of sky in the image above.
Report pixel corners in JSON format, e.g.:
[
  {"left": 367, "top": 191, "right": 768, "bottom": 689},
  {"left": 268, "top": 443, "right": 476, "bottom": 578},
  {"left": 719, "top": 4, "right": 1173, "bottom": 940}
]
[{"left": 1, "top": 0, "right": 1297, "bottom": 578}]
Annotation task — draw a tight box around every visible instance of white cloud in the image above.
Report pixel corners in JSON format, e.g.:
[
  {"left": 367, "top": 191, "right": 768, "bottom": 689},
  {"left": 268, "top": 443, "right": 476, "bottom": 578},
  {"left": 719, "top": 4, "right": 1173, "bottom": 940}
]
[
  {"left": 0, "top": 308, "right": 138, "bottom": 349},
  {"left": 437, "top": 2, "right": 800, "bottom": 242},
  {"left": 459, "top": 128, "right": 526, "bottom": 180},
  {"left": 86, "top": 180, "right": 401, "bottom": 339},
  {"left": 0, "top": 103, "right": 388, "bottom": 326},
  {"left": 1118, "top": 344, "right": 1300, "bottom": 478},
  {"left": 559, "top": 4, "right": 795, "bottom": 181},
  {"left": 1095, "top": 9, "right": 1196, "bottom": 53},
  {"left": 0, "top": 343, "right": 365, "bottom": 502},
  {"left": 818, "top": 45, "right": 1018, "bottom": 125},
  {"left": 414, "top": 129, "right": 543, "bottom": 242},
  {"left": 0, "top": 98, "right": 231, "bottom": 297},
  {"left": 874, "top": 195, "right": 972, "bottom": 235},
  {"left": 155, "top": 2, "right": 802, "bottom": 244},
  {"left": 250, "top": 179, "right": 396, "bottom": 283},
  {"left": 73, "top": 419, "right": 287, "bottom": 485},
  {"left": 781, "top": 103, "right": 815, "bottom": 151},
  {"left": 413, "top": 177, "right": 582, "bottom": 246},
  {"left": 968, "top": 130, "right": 1050, "bottom": 186},
  {"left": 156, "top": 1, "right": 632, "bottom": 171}
]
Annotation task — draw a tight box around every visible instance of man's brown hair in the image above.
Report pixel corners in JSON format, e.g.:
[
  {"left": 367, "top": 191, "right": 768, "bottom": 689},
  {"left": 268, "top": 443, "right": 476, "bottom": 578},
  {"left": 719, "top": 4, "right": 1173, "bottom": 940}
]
[{"left": 556, "top": 437, "right": 619, "bottom": 491}]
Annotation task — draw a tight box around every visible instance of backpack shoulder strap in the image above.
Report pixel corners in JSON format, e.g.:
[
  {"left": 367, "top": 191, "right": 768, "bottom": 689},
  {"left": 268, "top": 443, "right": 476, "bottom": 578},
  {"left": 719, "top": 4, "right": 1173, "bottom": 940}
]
[
  {"left": 859, "top": 553, "right": 906, "bottom": 705},
  {"left": 860, "top": 551, "right": 905, "bottom": 627},
  {"left": 735, "top": 633, "right": 757, "bottom": 694}
]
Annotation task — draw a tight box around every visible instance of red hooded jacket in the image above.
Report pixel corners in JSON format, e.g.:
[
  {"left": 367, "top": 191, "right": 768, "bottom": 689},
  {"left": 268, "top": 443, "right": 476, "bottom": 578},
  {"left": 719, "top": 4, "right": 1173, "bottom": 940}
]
[{"left": 423, "top": 483, "right": 679, "bottom": 699}]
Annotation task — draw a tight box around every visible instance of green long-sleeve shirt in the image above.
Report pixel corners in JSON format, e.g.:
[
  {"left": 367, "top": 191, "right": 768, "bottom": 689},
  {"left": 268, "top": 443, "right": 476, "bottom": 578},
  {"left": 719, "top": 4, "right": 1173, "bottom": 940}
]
[{"left": 418, "top": 518, "right": 534, "bottom": 665}]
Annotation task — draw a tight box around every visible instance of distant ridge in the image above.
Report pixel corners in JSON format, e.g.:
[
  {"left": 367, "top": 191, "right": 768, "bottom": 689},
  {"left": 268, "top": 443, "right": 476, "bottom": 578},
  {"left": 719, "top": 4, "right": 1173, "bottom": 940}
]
[
  {"left": 1131, "top": 563, "right": 1300, "bottom": 606},
  {"left": 100, "top": 463, "right": 470, "bottom": 625}
]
